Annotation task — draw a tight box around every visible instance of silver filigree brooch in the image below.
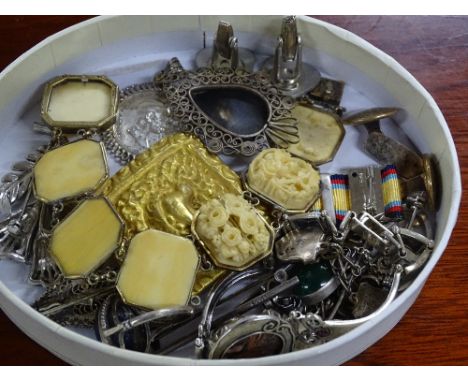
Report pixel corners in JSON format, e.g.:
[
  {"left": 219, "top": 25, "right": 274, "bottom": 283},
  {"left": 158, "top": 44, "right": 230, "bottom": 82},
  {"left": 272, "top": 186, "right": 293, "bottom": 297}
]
[{"left": 154, "top": 58, "right": 299, "bottom": 156}]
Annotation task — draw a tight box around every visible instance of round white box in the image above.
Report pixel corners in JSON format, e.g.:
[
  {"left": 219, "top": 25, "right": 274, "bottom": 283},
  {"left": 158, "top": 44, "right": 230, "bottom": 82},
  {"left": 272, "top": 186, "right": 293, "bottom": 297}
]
[{"left": 0, "top": 15, "right": 461, "bottom": 365}]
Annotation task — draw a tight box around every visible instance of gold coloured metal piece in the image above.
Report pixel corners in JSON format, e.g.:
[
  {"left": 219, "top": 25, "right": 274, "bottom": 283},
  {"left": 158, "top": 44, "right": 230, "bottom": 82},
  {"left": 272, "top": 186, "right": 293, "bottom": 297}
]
[
  {"left": 116, "top": 229, "right": 200, "bottom": 310},
  {"left": 341, "top": 107, "right": 400, "bottom": 126},
  {"left": 49, "top": 197, "right": 124, "bottom": 279},
  {"left": 191, "top": 195, "right": 275, "bottom": 271},
  {"left": 33, "top": 139, "right": 109, "bottom": 203},
  {"left": 422, "top": 154, "right": 441, "bottom": 211},
  {"left": 245, "top": 148, "right": 321, "bottom": 214},
  {"left": 402, "top": 154, "right": 441, "bottom": 211},
  {"left": 99, "top": 133, "right": 243, "bottom": 293},
  {"left": 343, "top": 107, "right": 423, "bottom": 180},
  {"left": 287, "top": 104, "right": 345, "bottom": 165},
  {"left": 41, "top": 75, "right": 119, "bottom": 132},
  {"left": 100, "top": 133, "right": 242, "bottom": 237},
  {"left": 421, "top": 154, "right": 442, "bottom": 211}
]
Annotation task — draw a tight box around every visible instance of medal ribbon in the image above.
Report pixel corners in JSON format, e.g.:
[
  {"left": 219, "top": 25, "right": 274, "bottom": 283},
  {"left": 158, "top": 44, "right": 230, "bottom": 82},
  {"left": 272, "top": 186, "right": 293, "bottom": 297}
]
[{"left": 380, "top": 164, "right": 403, "bottom": 220}]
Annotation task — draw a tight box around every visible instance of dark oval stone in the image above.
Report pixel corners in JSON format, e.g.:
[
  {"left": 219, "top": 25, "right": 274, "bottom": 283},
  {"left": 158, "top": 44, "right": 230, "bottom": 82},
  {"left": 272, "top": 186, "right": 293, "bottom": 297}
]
[
  {"left": 294, "top": 260, "right": 335, "bottom": 297},
  {"left": 190, "top": 86, "right": 270, "bottom": 137}
]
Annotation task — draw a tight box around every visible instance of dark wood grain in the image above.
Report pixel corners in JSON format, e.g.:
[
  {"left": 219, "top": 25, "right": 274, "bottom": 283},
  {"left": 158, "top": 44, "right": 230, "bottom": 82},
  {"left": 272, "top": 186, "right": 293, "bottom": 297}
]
[{"left": 0, "top": 15, "right": 467, "bottom": 366}]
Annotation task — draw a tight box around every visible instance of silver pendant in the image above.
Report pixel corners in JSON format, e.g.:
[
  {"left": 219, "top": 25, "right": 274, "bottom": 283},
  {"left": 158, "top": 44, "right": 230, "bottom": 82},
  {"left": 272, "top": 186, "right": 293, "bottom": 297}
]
[
  {"left": 102, "top": 82, "right": 179, "bottom": 164},
  {"left": 154, "top": 57, "right": 299, "bottom": 156}
]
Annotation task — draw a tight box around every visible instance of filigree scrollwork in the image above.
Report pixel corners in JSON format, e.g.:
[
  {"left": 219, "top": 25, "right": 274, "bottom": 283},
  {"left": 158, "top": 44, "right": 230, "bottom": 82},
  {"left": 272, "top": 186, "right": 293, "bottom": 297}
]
[{"left": 154, "top": 58, "right": 299, "bottom": 156}]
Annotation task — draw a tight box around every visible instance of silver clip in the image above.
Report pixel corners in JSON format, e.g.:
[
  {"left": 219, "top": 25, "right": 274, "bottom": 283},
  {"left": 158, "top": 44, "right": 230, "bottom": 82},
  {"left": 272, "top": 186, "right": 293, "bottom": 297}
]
[
  {"left": 350, "top": 212, "right": 402, "bottom": 253},
  {"left": 347, "top": 166, "right": 384, "bottom": 215},
  {"left": 320, "top": 174, "right": 336, "bottom": 225},
  {"left": 263, "top": 16, "right": 321, "bottom": 97},
  {"left": 275, "top": 212, "right": 331, "bottom": 264},
  {"left": 195, "top": 21, "right": 255, "bottom": 71}
]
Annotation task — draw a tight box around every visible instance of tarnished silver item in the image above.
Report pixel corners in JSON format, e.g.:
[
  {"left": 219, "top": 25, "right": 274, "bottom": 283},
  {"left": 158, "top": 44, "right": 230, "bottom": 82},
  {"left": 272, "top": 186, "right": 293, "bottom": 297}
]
[
  {"left": 347, "top": 166, "right": 384, "bottom": 215},
  {"left": 155, "top": 57, "right": 299, "bottom": 156},
  {"left": 0, "top": 147, "right": 45, "bottom": 264},
  {"left": 201, "top": 267, "right": 402, "bottom": 358},
  {"left": 155, "top": 267, "right": 282, "bottom": 355},
  {"left": 236, "top": 276, "right": 300, "bottom": 315},
  {"left": 102, "top": 304, "right": 195, "bottom": 342},
  {"left": 204, "top": 310, "right": 296, "bottom": 359},
  {"left": 303, "top": 77, "right": 346, "bottom": 115},
  {"left": 196, "top": 21, "right": 255, "bottom": 71},
  {"left": 275, "top": 212, "right": 337, "bottom": 264},
  {"left": 352, "top": 281, "right": 388, "bottom": 318},
  {"left": 397, "top": 226, "right": 434, "bottom": 277},
  {"left": 262, "top": 16, "right": 321, "bottom": 98},
  {"left": 344, "top": 211, "right": 402, "bottom": 253},
  {"left": 343, "top": 107, "right": 424, "bottom": 180},
  {"left": 28, "top": 204, "right": 57, "bottom": 285},
  {"left": 320, "top": 174, "right": 336, "bottom": 225},
  {"left": 97, "top": 293, "right": 151, "bottom": 351},
  {"left": 102, "top": 82, "right": 179, "bottom": 164},
  {"left": 33, "top": 269, "right": 117, "bottom": 328},
  {"left": 292, "top": 266, "right": 403, "bottom": 349}
]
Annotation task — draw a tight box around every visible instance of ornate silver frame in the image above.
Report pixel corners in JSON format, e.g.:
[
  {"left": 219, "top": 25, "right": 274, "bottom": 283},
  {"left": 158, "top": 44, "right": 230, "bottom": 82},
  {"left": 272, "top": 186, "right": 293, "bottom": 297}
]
[
  {"left": 154, "top": 58, "right": 299, "bottom": 156},
  {"left": 102, "top": 82, "right": 179, "bottom": 164},
  {"left": 207, "top": 313, "right": 295, "bottom": 359}
]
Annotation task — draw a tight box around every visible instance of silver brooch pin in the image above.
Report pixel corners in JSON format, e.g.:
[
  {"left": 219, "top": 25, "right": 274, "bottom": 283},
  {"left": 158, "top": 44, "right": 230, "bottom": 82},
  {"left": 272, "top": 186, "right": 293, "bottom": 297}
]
[{"left": 102, "top": 82, "right": 179, "bottom": 164}]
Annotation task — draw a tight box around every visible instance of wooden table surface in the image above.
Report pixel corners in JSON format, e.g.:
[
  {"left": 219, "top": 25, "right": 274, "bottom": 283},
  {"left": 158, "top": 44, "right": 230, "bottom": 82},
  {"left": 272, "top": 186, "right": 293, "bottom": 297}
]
[{"left": 0, "top": 15, "right": 467, "bottom": 366}]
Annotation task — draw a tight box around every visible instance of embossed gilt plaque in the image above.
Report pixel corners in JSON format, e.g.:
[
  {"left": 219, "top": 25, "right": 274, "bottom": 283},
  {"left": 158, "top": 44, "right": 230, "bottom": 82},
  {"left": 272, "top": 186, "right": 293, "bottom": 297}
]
[{"left": 99, "top": 133, "right": 242, "bottom": 293}]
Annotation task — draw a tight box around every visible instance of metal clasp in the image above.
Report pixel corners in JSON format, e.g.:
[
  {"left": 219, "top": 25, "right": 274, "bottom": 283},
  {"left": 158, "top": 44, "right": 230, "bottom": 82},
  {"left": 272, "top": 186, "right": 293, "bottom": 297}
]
[
  {"left": 196, "top": 21, "right": 255, "bottom": 71},
  {"left": 263, "top": 16, "right": 321, "bottom": 97}
]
